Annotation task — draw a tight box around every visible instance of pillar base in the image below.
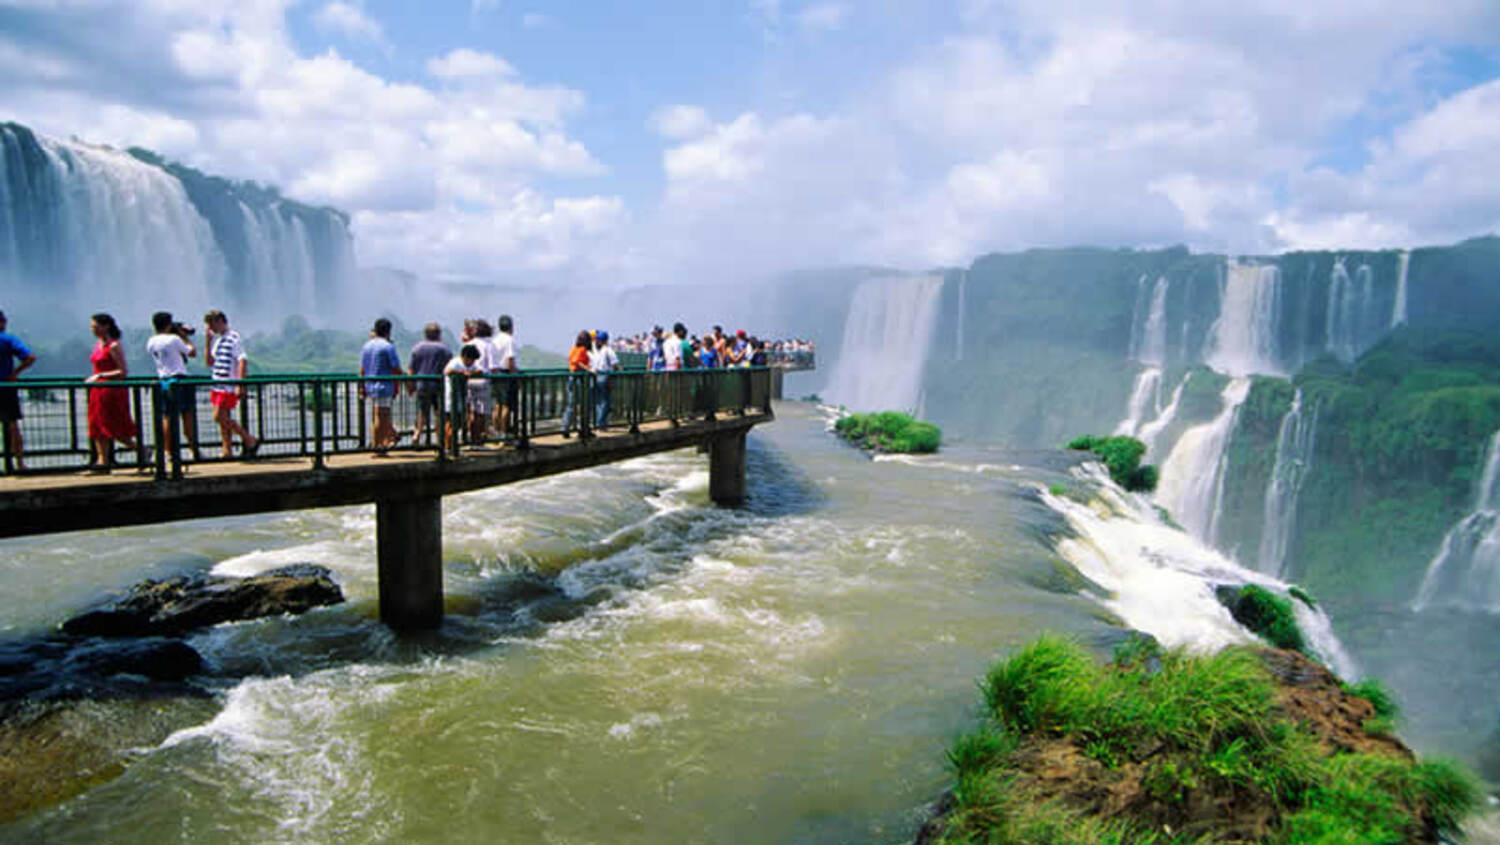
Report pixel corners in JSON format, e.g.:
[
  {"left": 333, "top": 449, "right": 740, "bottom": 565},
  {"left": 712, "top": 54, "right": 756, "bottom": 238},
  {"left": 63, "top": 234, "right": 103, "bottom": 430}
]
[
  {"left": 708, "top": 430, "right": 747, "bottom": 506},
  {"left": 377, "top": 496, "right": 444, "bottom": 631}
]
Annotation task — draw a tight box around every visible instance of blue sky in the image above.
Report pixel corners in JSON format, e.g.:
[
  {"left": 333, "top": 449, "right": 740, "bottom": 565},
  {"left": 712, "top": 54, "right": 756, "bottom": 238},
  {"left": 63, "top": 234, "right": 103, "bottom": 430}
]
[{"left": 3, "top": 0, "right": 1500, "bottom": 284}]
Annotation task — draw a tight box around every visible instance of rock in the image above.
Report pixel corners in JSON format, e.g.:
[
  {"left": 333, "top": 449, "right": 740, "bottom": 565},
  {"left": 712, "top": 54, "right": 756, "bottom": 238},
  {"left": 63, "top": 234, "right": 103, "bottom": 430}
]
[
  {"left": 61, "top": 564, "right": 344, "bottom": 637},
  {"left": 62, "top": 638, "right": 203, "bottom": 682},
  {"left": 0, "top": 634, "right": 208, "bottom": 719}
]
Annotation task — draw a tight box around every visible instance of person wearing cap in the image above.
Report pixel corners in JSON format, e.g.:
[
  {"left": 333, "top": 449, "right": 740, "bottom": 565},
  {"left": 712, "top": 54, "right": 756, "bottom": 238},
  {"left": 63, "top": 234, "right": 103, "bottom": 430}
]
[
  {"left": 0, "top": 309, "right": 38, "bottom": 471},
  {"left": 591, "top": 329, "right": 619, "bottom": 429},
  {"left": 647, "top": 326, "right": 666, "bottom": 371},
  {"left": 726, "top": 330, "right": 749, "bottom": 367}
]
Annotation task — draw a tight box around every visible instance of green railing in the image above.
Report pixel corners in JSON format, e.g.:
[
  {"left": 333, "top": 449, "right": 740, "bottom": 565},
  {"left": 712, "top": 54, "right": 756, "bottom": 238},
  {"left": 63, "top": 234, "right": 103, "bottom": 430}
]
[{"left": 0, "top": 367, "right": 773, "bottom": 479}]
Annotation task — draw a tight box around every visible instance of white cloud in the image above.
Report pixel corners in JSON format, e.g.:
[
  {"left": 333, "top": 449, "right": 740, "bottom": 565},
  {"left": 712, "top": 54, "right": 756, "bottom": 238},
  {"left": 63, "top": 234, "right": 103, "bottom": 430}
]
[
  {"left": 649, "top": 105, "right": 712, "bottom": 140},
  {"left": 426, "top": 48, "right": 515, "bottom": 80},
  {"left": 795, "top": 2, "right": 850, "bottom": 32},
  {"left": 313, "top": 2, "right": 386, "bottom": 46}
]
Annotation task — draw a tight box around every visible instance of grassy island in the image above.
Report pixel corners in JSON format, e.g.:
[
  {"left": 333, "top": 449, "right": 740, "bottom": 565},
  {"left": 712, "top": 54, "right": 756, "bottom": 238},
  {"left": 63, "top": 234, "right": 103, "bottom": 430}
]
[
  {"left": 1066, "top": 435, "right": 1159, "bottom": 492},
  {"left": 834, "top": 411, "right": 942, "bottom": 454},
  {"left": 920, "top": 636, "right": 1479, "bottom": 845}
]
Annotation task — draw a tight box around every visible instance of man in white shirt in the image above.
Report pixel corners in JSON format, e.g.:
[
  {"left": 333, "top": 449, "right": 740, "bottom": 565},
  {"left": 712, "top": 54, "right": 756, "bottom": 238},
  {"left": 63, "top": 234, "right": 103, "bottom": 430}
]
[
  {"left": 492, "top": 314, "right": 519, "bottom": 439},
  {"left": 469, "top": 319, "right": 498, "bottom": 443},
  {"left": 146, "top": 310, "right": 201, "bottom": 461},
  {"left": 591, "top": 329, "right": 619, "bottom": 429}
]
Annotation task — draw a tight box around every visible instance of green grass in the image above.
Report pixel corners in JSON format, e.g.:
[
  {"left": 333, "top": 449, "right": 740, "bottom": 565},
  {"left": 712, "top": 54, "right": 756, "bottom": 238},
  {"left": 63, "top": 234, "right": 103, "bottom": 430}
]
[
  {"left": 833, "top": 411, "right": 942, "bottom": 454},
  {"left": 929, "top": 637, "right": 1481, "bottom": 845},
  {"left": 1229, "top": 585, "right": 1307, "bottom": 653},
  {"left": 1341, "top": 679, "right": 1400, "bottom": 721},
  {"left": 1066, "top": 435, "right": 1159, "bottom": 492}
]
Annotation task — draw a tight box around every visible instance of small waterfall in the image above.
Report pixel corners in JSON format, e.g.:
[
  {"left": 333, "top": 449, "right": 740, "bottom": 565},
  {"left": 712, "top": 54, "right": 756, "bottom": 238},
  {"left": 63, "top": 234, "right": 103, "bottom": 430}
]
[
  {"left": 1205, "top": 260, "right": 1281, "bottom": 377},
  {"left": 1413, "top": 431, "right": 1500, "bottom": 613},
  {"left": 1390, "top": 250, "right": 1410, "bottom": 328},
  {"left": 954, "top": 269, "right": 968, "bottom": 361},
  {"left": 824, "top": 274, "right": 944, "bottom": 412},
  {"left": 1155, "top": 377, "right": 1252, "bottom": 544},
  {"left": 1325, "top": 258, "right": 1383, "bottom": 363},
  {"left": 1136, "top": 374, "right": 1188, "bottom": 459},
  {"left": 1256, "top": 390, "right": 1319, "bottom": 577},
  {"left": 1114, "top": 367, "right": 1163, "bottom": 437},
  {"left": 1138, "top": 275, "right": 1169, "bottom": 366}
]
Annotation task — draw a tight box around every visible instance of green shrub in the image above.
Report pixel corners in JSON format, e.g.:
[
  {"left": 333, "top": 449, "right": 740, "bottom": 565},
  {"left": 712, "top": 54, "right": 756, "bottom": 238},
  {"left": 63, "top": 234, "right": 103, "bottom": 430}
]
[
  {"left": 833, "top": 411, "right": 941, "bottom": 453},
  {"left": 1065, "top": 434, "right": 1158, "bottom": 492},
  {"left": 1230, "top": 585, "right": 1307, "bottom": 652},
  {"left": 1342, "top": 679, "right": 1400, "bottom": 721},
  {"left": 1287, "top": 585, "right": 1318, "bottom": 609}
]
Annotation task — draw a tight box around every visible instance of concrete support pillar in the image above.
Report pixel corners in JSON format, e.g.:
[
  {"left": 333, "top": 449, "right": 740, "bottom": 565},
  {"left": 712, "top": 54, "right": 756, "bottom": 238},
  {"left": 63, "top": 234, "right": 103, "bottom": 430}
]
[
  {"left": 376, "top": 495, "right": 444, "bottom": 631},
  {"left": 770, "top": 368, "right": 785, "bottom": 400},
  {"left": 708, "top": 430, "right": 747, "bottom": 506}
]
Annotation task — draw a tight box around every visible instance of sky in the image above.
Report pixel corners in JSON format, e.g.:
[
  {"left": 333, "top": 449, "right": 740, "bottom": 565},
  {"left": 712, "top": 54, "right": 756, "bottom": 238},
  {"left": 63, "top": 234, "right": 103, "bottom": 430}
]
[{"left": 3, "top": 0, "right": 1500, "bottom": 286}]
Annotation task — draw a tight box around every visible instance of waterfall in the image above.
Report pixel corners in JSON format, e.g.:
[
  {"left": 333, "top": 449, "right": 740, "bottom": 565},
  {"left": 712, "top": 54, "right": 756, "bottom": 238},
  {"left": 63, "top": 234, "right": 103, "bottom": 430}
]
[
  {"left": 1155, "top": 377, "right": 1252, "bottom": 543},
  {"left": 1205, "top": 260, "right": 1281, "bottom": 377},
  {"left": 1390, "top": 250, "right": 1410, "bottom": 328},
  {"left": 0, "top": 121, "right": 355, "bottom": 325},
  {"left": 1325, "top": 258, "right": 1383, "bottom": 363},
  {"left": 1138, "top": 275, "right": 1169, "bottom": 366},
  {"left": 1136, "top": 374, "right": 1188, "bottom": 459},
  {"left": 955, "top": 269, "right": 968, "bottom": 361},
  {"left": 1114, "top": 368, "right": 1163, "bottom": 437},
  {"left": 1256, "top": 390, "right": 1319, "bottom": 577},
  {"left": 824, "top": 274, "right": 944, "bottom": 412},
  {"left": 1413, "top": 431, "right": 1500, "bottom": 613}
]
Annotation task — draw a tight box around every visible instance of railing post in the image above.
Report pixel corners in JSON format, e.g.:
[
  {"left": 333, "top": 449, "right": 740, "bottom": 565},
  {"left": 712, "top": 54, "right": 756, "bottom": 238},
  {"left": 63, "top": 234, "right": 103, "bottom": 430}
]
[
  {"left": 436, "top": 377, "right": 447, "bottom": 463},
  {"left": 67, "top": 386, "right": 79, "bottom": 456},
  {"left": 313, "top": 380, "right": 326, "bottom": 471},
  {"left": 152, "top": 382, "right": 167, "bottom": 481},
  {"left": 629, "top": 371, "right": 641, "bottom": 434},
  {"left": 297, "top": 382, "right": 309, "bottom": 457},
  {"left": 517, "top": 376, "right": 531, "bottom": 450},
  {"left": 132, "top": 384, "right": 148, "bottom": 467},
  {"left": 168, "top": 384, "right": 183, "bottom": 481},
  {"left": 580, "top": 372, "right": 593, "bottom": 441},
  {"left": 741, "top": 368, "right": 750, "bottom": 415},
  {"left": 1, "top": 405, "right": 12, "bottom": 476}
]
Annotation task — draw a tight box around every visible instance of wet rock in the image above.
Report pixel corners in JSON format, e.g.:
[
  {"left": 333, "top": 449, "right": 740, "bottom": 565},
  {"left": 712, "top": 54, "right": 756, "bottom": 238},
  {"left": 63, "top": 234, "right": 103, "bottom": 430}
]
[
  {"left": 62, "top": 638, "right": 203, "bottom": 682},
  {"left": 61, "top": 564, "right": 344, "bottom": 637}
]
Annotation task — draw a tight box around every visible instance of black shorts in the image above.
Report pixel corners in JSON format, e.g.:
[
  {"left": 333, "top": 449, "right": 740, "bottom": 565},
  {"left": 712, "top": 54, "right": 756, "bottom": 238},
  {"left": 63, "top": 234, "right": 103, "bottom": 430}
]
[
  {"left": 160, "top": 380, "right": 196, "bottom": 416},
  {"left": 490, "top": 378, "right": 519, "bottom": 410},
  {"left": 417, "top": 386, "right": 442, "bottom": 416},
  {"left": 0, "top": 386, "right": 19, "bottom": 422}
]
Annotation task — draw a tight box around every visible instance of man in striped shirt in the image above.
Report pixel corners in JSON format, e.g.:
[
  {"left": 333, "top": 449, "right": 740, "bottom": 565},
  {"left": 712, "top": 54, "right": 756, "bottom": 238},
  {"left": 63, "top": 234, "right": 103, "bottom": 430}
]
[{"left": 204, "top": 310, "right": 259, "bottom": 458}]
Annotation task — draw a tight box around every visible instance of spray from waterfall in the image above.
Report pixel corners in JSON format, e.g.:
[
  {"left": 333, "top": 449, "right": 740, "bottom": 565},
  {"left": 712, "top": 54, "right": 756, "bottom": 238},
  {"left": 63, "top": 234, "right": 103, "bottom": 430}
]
[
  {"left": 1413, "top": 431, "right": 1500, "bottom": 613},
  {"left": 824, "top": 275, "right": 944, "bottom": 412},
  {"left": 1256, "top": 390, "right": 1319, "bottom": 577}
]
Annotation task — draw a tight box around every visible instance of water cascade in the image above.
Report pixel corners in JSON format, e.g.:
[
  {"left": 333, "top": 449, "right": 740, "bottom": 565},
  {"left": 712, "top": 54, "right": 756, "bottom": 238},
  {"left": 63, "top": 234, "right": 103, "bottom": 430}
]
[
  {"left": 1116, "top": 275, "right": 1171, "bottom": 436},
  {"left": 954, "top": 269, "right": 968, "bottom": 361},
  {"left": 1413, "top": 431, "right": 1500, "bottom": 612},
  {"left": 1390, "top": 250, "right": 1410, "bottom": 328},
  {"left": 1256, "top": 390, "right": 1319, "bottom": 577},
  {"left": 1135, "top": 375, "right": 1188, "bottom": 459},
  {"left": 1114, "top": 368, "right": 1163, "bottom": 437},
  {"left": 1205, "top": 261, "right": 1282, "bottom": 377},
  {"left": 824, "top": 274, "right": 943, "bottom": 412},
  {"left": 1155, "top": 377, "right": 1252, "bottom": 544},
  {"left": 1326, "top": 258, "right": 1382, "bottom": 363}
]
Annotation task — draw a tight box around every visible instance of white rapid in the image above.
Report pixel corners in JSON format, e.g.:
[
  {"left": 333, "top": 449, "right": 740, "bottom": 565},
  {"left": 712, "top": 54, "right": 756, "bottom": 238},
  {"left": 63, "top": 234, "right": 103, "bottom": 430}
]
[
  {"left": 1325, "top": 258, "right": 1381, "bottom": 363},
  {"left": 1413, "top": 431, "right": 1500, "bottom": 613},
  {"left": 1205, "top": 260, "right": 1282, "bottom": 377},
  {"left": 1390, "top": 250, "right": 1410, "bottom": 328},
  {"left": 824, "top": 274, "right": 943, "bottom": 412},
  {"left": 1042, "top": 463, "right": 1358, "bottom": 677},
  {"left": 1136, "top": 374, "right": 1188, "bottom": 459},
  {"left": 1114, "top": 368, "right": 1163, "bottom": 437},
  {"left": 1256, "top": 390, "right": 1319, "bottom": 577},
  {"left": 1155, "top": 377, "right": 1251, "bottom": 544}
]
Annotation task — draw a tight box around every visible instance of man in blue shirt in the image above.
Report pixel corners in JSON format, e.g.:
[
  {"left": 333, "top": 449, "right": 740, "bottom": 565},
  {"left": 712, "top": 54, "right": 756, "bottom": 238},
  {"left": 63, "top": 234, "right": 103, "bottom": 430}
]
[
  {"left": 0, "top": 310, "right": 38, "bottom": 471},
  {"left": 359, "top": 318, "right": 404, "bottom": 454}
]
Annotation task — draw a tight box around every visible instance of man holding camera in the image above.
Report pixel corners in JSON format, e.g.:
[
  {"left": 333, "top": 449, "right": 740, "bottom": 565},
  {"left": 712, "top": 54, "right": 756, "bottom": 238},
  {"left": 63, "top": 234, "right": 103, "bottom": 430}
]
[
  {"left": 205, "top": 309, "right": 259, "bottom": 458},
  {"left": 147, "top": 311, "right": 202, "bottom": 461}
]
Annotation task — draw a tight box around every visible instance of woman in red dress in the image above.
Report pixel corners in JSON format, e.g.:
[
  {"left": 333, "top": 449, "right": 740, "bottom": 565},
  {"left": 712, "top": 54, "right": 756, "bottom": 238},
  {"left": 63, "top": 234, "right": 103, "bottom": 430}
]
[{"left": 85, "top": 313, "right": 137, "bottom": 471}]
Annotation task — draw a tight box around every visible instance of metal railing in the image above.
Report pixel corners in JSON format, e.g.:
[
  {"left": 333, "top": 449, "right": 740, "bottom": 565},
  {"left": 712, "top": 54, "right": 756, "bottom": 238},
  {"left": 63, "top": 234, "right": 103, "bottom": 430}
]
[{"left": 0, "top": 367, "right": 773, "bottom": 479}]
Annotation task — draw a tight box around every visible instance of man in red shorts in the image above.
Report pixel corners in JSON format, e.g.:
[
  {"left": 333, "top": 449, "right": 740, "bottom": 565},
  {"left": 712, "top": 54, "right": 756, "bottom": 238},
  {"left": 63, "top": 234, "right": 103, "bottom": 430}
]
[{"left": 204, "top": 310, "right": 259, "bottom": 458}]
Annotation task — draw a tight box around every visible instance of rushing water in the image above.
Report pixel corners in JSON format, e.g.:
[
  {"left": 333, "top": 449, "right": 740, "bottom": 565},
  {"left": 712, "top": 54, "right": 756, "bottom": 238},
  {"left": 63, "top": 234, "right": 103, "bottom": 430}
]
[
  {"left": 1257, "top": 390, "right": 1319, "bottom": 578},
  {"left": 0, "top": 404, "right": 1167, "bottom": 844},
  {"left": 1414, "top": 430, "right": 1500, "bottom": 613},
  {"left": 1155, "top": 377, "right": 1252, "bottom": 544},
  {"left": 824, "top": 275, "right": 943, "bottom": 413}
]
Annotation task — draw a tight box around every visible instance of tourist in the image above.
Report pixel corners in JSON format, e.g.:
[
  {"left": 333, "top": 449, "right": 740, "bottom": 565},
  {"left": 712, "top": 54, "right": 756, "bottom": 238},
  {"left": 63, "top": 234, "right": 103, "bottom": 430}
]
[
  {"left": 591, "top": 329, "right": 619, "bottom": 430},
  {"left": 663, "top": 322, "right": 684, "bottom": 371},
  {"left": 86, "top": 313, "right": 138, "bottom": 472},
  {"left": 647, "top": 326, "right": 666, "bottom": 371},
  {"left": 698, "top": 335, "right": 718, "bottom": 369},
  {"left": 204, "top": 309, "right": 259, "bottom": 459},
  {"left": 359, "top": 317, "right": 404, "bottom": 454},
  {"left": 407, "top": 322, "right": 452, "bottom": 445},
  {"left": 443, "top": 343, "right": 487, "bottom": 448},
  {"left": 493, "top": 314, "right": 519, "bottom": 440},
  {"left": 561, "top": 331, "right": 591, "bottom": 438},
  {"left": 471, "top": 318, "right": 498, "bottom": 442},
  {"left": 0, "top": 310, "right": 37, "bottom": 471},
  {"left": 147, "top": 310, "right": 201, "bottom": 461},
  {"left": 750, "top": 337, "right": 768, "bottom": 367},
  {"left": 675, "top": 323, "right": 695, "bottom": 370},
  {"left": 712, "top": 326, "right": 728, "bottom": 367}
]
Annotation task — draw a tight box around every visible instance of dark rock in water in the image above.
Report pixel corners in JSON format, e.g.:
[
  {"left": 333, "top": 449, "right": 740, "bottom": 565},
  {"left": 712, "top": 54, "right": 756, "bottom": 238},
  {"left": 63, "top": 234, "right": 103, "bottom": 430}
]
[
  {"left": 62, "top": 638, "right": 202, "bottom": 682},
  {"left": 62, "top": 564, "right": 344, "bottom": 637},
  {"left": 0, "top": 635, "right": 209, "bottom": 719}
]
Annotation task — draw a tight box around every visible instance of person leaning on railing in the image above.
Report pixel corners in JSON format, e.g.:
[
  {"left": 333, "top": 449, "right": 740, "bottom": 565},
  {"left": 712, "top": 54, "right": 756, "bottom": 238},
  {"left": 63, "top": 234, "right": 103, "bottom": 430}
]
[
  {"left": 359, "top": 318, "right": 404, "bottom": 455},
  {"left": 0, "top": 309, "right": 38, "bottom": 471}
]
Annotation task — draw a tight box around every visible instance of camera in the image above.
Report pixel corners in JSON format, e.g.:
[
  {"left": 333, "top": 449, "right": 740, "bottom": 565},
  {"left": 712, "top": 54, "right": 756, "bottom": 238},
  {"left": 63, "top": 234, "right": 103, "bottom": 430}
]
[{"left": 170, "top": 321, "right": 196, "bottom": 338}]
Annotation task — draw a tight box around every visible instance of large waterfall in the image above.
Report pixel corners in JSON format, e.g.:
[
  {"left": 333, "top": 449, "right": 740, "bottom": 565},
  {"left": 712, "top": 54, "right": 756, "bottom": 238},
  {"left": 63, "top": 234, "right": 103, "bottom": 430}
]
[
  {"left": 1413, "top": 431, "right": 1500, "bottom": 613},
  {"left": 1116, "top": 276, "right": 1170, "bottom": 437},
  {"left": 0, "top": 121, "right": 354, "bottom": 329},
  {"left": 1390, "top": 250, "right": 1410, "bottom": 328},
  {"left": 1325, "top": 258, "right": 1385, "bottom": 363},
  {"left": 824, "top": 274, "right": 943, "bottom": 412},
  {"left": 1256, "top": 390, "right": 1318, "bottom": 577},
  {"left": 1205, "top": 261, "right": 1282, "bottom": 377},
  {"left": 1155, "top": 377, "right": 1251, "bottom": 543}
]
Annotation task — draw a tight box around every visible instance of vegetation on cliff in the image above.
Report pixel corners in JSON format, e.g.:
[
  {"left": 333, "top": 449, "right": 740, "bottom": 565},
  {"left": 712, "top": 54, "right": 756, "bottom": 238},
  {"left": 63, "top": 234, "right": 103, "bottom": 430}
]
[
  {"left": 834, "top": 411, "right": 941, "bottom": 454},
  {"left": 1066, "top": 435, "right": 1159, "bottom": 492},
  {"left": 923, "top": 636, "right": 1480, "bottom": 844}
]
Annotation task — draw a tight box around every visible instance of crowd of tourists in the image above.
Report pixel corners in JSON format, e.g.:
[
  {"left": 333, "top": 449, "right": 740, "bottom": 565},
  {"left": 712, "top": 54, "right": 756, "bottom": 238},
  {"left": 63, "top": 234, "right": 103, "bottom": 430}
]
[
  {"left": 609, "top": 327, "right": 814, "bottom": 369},
  {"left": 0, "top": 310, "right": 795, "bottom": 472}
]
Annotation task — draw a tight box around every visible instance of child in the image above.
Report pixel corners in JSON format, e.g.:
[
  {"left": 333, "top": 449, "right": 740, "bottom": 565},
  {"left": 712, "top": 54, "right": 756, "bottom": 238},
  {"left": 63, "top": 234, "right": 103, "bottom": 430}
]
[{"left": 444, "top": 344, "right": 490, "bottom": 450}]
